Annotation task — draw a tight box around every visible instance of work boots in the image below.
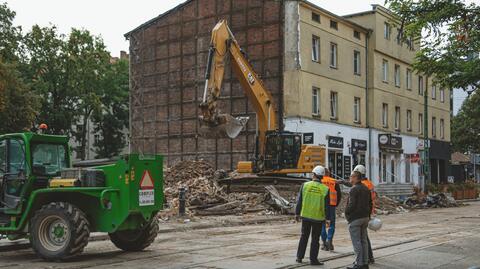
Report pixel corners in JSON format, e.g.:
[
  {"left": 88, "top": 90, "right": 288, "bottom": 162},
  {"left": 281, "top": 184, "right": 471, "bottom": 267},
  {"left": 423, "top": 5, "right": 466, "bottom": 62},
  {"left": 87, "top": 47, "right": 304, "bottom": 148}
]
[{"left": 327, "top": 240, "right": 334, "bottom": 251}]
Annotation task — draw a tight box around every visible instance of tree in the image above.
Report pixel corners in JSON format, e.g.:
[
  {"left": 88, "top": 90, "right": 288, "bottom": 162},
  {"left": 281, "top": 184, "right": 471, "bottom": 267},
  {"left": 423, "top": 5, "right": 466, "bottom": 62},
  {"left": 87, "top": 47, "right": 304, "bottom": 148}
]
[
  {"left": 451, "top": 90, "right": 480, "bottom": 153},
  {"left": 386, "top": 0, "right": 480, "bottom": 92},
  {"left": 22, "top": 25, "right": 76, "bottom": 135},
  {"left": 0, "top": 60, "right": 39, "bottom": 133},
  {"left": 66, "top": 29, "right": 111, "bottom": 160},
  {"left": 92, "top": 59, "right": 129, "bottom": 158},
  {"left": 0, "top": 3, "right": 22, "bottom": 62}
]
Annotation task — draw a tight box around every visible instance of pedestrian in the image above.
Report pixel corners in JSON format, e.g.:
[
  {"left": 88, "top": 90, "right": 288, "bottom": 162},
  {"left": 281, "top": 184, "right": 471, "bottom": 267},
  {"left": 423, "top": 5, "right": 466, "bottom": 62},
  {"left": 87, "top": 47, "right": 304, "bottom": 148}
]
[
  {"left": 354, "top": 165, "right": 376, "bottom": 264},
  {"left": 321, "top": 168, "right": 342, "bottom": 251},
  {"left": 345, "top": 169, "right": 372, "bottom": 269},
  {"left": 295, "top": 165, "right": 331, "bottom": 266}
]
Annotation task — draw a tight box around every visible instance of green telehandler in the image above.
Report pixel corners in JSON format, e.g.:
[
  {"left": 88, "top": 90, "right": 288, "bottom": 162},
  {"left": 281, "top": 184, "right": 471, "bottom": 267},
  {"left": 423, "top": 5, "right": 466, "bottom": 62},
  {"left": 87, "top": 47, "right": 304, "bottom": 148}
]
[{"left": 0, "top": 132, "right": 164, "bottom": 260}]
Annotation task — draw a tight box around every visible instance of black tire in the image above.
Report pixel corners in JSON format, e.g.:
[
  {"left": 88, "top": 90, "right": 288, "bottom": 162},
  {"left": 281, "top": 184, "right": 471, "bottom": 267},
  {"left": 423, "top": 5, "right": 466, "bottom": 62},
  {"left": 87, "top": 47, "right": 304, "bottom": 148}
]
[
  {"left": 109, "top": 217, "right": 159, "bottom": 251},
  {"left": 29, "top": 202, "right": 90, "bottom": 261}
]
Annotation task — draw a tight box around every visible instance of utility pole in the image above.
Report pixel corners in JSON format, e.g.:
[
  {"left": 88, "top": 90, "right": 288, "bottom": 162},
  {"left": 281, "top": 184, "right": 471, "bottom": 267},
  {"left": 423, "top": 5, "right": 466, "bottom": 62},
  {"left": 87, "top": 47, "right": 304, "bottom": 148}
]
[{"left": 423, "top": 76, "right": 430, "bottom": 190}]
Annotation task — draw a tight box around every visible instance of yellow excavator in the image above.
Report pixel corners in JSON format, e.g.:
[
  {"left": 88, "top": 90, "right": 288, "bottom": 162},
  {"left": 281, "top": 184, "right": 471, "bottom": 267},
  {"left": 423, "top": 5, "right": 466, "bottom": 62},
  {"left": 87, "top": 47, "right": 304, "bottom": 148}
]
[{"left": 199, "top": 20, "right": 325, "bottom": 176}]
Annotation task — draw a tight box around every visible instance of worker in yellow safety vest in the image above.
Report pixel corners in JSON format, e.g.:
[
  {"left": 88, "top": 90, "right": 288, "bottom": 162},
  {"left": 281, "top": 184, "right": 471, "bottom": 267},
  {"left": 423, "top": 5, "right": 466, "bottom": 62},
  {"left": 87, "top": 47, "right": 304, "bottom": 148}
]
[
  {"left": 320, "top": 168, "right": 342, "bottom": 251},
  {"left": 295, "top": 165, "right": 331, "bottom": 266},
  {"left": 354, "top": 164, "right": 376, "bottom": 265}
]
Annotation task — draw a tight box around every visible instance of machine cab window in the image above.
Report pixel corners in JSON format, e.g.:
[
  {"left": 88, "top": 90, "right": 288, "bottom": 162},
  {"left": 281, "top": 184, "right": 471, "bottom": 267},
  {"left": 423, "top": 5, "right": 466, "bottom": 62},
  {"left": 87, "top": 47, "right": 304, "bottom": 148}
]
[{"left": 32, "top": 143, "right": 67, "bottom": 177}]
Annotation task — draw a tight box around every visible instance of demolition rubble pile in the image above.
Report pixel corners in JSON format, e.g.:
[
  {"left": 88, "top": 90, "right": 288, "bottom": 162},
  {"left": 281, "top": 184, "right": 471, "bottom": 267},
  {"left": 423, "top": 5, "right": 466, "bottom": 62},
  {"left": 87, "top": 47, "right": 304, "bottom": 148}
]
[{"left": 160, "top": 160, "right": 289, "bottom": 218}]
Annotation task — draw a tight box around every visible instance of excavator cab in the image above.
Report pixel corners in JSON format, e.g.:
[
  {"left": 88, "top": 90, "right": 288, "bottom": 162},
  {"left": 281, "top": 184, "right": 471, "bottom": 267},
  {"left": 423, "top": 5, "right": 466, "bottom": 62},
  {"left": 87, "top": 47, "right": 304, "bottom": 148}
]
[{"left": 263, "top": 131, "right": 302, "bottom": 171}]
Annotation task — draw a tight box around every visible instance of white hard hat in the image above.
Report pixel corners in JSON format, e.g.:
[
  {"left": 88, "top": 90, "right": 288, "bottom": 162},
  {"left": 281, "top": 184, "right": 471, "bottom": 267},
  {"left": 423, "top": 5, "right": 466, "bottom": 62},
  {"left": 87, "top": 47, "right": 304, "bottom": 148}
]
[
  {"left": 353, "top": 164, "right": 366, "bottom": 175},
  {"left": 312, "top": 165, "right": 325, "bottom": 176},
  {"left": 368, "top": 217, "right": 382, "bottom": 231}
]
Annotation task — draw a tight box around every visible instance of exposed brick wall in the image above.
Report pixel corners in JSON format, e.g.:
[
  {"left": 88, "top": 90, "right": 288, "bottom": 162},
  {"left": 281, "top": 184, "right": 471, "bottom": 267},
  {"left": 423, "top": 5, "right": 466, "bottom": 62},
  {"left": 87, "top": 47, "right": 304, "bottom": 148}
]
[{"left": 128, "top": 0, "right": 284, "bottom": 170}]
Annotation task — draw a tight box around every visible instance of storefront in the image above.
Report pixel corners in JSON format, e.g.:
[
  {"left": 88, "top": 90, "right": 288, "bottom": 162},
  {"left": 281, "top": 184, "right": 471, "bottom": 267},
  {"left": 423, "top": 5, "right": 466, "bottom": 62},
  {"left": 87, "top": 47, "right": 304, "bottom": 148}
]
[
  {"left": 327, "top": 136, "right": 344, "bottom": 179},
  {"left": 378, "top": 134, "right": 403, "bottom": 184},
  {"left": 428, "top": 139, "right": 451, "bottom": 184}
]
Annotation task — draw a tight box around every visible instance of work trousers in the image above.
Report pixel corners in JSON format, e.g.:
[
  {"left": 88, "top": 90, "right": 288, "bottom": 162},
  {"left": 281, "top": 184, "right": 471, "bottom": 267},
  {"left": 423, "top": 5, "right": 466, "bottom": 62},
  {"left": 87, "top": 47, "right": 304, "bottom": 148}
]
[
  {"left": 367, "top": 235, "right": 374, "bottom": 261},
  {"left": 348, "top": 217, "right": 369, "bottom": 266},
  {"left": 296, "top": 219, "right": 323, "bottom": 262},
  {"left": 321, "top": 206, "right": 336, "bottom": 242}
]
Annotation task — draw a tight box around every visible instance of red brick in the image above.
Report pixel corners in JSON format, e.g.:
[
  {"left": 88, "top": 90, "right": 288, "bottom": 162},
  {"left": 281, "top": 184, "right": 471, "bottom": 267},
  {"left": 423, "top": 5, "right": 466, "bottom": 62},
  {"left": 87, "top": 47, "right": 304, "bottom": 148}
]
[
  {"left": 196, "top": 37, "right": 210, "bottom": 53},
  {"left": 183, "top": 87, "right": 196, "bottom": 102},
  {"left": 156, "top": 59, "right": 168, "bottom": 73},
  {"left": 182, "top": 120, "right": 196, "bottom": 134},
  {"left": 144, "top": 27, "right": 156, "bottom": 45},
  {"left": 232, "top": 98, "right": 247, "bottom": 114},
  {"left": 144, "top": 75, "right": 156, "bottom": 88},
  {"left": 165, "top": 12, "right": 180, "bottom": 25},
  {"left": 247, "top": 8, "right": 262, "bottom": 26},
  {"left": 182, "top": 20, "right": 197, "bottom": 38},
  {"left": 264, "top": 41, "right": 280, "bottom": 58},
  {"left": 183, "top": 55, "right": 195, "bottom": 68},
  {"left": 183, "top": 102, "right": 197, "bottom": 118},
  {"left": 169, "top": 24, "right": 181, "bottom": 40},
  {"left": 156, "top": 26, "right": 169, "bottom": 43},
  {"left": 144, "top": 138, "right": 155, "bottom": 153},
  {"left": 183, "top": 137, "right": 197, "bottom": 153},
  {"left": 264, "top": 24, "right": 279, "bottom": 42},
  {"left": 156, "top": 121, "right": 168, "bottom": 135},
  {"left": 169, "top": 42, "right": 181, "bottom": 57},
  {"left": 169, "top": 138, "right": 181, "bottom": 152},
  {"left": 198, "top": 0, "right": 216, "bottom": 17},
  {"left": 143, "top": 91, "right": 156, "bottom": 107},
  {"left": 143, "top": 46, "right": 155, "bottom": 61},
  {"left": 182, "top": 40, "right": 196, "bottom": 55},
  {"left": 250, "top": 60, "right": 263, "bottom": 74},
  {"left": 156, "top": 138, "right": 169, "bottom": 153},
  {"left": 198, "top": 17, "right": 216, "bottom": 35},
  {"left": 182, "top": 67, "right": 196, "bottom": 83},
  {"left": 156, "top": 73, "right": 168, "bottom": 88},
  {"left": 231, "top": 12, "right": 246, "bottom": 29},
  {"left": 156, "top": 105, "right": 168, "bottom": 120},
  {"left": 198, "top": 138, "right": 216, "bottom": 152},
  {"left": 217, "top": 99, "right": 230, "bottom": 113},
  {"left": 169, "top": 120, "right": 181, "bottom": 135},
  {"left": 264, "top": 58, "right": 280, "bottom": 76},
  {"left": 181, "top": 2, "right": 197, "bottom": 21},
  {"left": 232, "top": 0, "right": 248, "bottom": 10},
  {"left": 264, "top": 1, "right": 281, "bottom": 23},
  {"left": 232, "top": 135, "right": 247, "bottom": 151},
  {"left": 247, "top": 28, "right": 263, "bottom": 44},
  {"left": 168, "top": 71, "right": 181, "bottom": 86},
  {"left": 143, "top": 121, "right": 155, "bottom": 137},
  {"left": 168, "top": 89, "right": 181, "bottom": 104},
  {"left": 143, "top": 61, "right": 155, "bottom": 75},
  {"left": 217, "top": 154, "right": 231, "bottom": 168},
  {"left": 247, "top": 44, "right": 263, "bottom": 60},
  {"left": 216, "top": 0, "right": 231, "bottom": 14}
]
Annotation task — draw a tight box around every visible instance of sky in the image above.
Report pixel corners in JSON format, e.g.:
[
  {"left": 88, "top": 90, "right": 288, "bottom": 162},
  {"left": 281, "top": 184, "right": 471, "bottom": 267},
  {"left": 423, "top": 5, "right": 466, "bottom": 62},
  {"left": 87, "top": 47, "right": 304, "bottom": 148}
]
[{"left": 4, "top": 0, "right": 478, "bottom": 114}]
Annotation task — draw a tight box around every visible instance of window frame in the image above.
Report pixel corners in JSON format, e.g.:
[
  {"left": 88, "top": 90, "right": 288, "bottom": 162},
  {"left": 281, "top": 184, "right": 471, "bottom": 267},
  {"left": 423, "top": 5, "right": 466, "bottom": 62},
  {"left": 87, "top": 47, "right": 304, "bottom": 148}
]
[
  {"left": 419, "top": 113, "right": 423, "bottom": 135},
  {"left": 330, "top": 91, "right": 338, "bottom": 120},
  {"left": 440, "top": 88, "right": 445, "bottom": 103},
  {"left": 440, "top": 118, "right": 445, "bottom": 139},
  {"left": 384, "top": 22, "right": 391, "bottom": 39},
  {"left": 354, "top": 97, "right": 361, "bottom": 123},
  {"left": 330, "top": 20, "right": 338, "bottom": 30},
  {"left": 418, "top": 76, "right": 424, "bottom": 95},
  {"left": 406, "top": 68, "right": 412, "bottom": 90},
  {"left": 353, "top": 50, "right": 361, "bottom": 75},
  {"left": 353, "top": 30, "right": 361, "bottom": 40},
  {"left": 312, "top": 87, "right": 320, "bottom": 116},
  {"left": 406, "top": 109, "right": 412, "bottom": 131},
  {"left": 394, "top": 106, "right": 401, "bottom": 131},
  {"left": 432, "top": 117, "right": 437, "bottom": 138},
  {"left": 394, "top": 64, "right": 401, "bottom": 87},
  {"left": 382, "top": 59, "right": 389, "bottom": 83},
  {"left": 330, "top": 42, "right": 338, "bottom": 68},
  {"left": 382, "top": 103, "right": 389, "bottom": 128},
  {"left": 312, "top": 12, "right": 320, "bottom": 23},
  {"left": 312, "top": 35, "right": 320, "bottom": 62},
  {"left": 431, "top": 85, "right": 437, "bottom": 100}
]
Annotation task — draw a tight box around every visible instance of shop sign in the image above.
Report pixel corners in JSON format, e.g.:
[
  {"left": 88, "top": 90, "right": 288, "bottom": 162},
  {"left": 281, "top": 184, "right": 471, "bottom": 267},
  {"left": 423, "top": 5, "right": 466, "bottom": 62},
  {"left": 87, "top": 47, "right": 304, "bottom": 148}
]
[
  {"left": 378, "top": 134, "right": 402, "bottom": 151},
  {"left": 328, "top": 136, "right": 344, "bottom": 149},
  {"left": 303, "top": 133, "right": 314, "bottom": 144},
  {"left": 351, "top": 139, "right": 367, "bottom": 153},
  {"left": 344, "top": 156, "right": 352, "bottom": 177}
]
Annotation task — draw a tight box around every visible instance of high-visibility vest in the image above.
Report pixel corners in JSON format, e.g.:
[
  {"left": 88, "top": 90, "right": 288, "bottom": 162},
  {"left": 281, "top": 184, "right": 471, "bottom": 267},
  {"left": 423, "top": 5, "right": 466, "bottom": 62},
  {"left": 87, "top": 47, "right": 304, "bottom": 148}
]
[
  {"left": 300, "top": 181, "right": 329, "bottom": 221},
  {"left": 361, "top": 179, "right": 376, "bottom": 214},
  {"left": 321, "top": 176, "right": 338, "bottom": 206}
]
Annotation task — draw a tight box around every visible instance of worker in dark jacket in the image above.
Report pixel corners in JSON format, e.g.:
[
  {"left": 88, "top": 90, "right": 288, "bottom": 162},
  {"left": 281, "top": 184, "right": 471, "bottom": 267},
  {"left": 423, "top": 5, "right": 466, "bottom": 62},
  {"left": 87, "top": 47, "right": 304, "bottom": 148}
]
[
  {"left": 295, "top": 165, "right": 331, "bottom": 266},
  {"left": 345, "top": 170, "right": 372, "bottom": 269}
]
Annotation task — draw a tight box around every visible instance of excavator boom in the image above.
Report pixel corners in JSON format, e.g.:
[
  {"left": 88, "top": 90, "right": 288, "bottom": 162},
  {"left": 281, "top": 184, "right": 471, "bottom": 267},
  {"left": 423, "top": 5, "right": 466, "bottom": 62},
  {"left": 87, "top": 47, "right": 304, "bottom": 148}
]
[{"left": 199, "top": 20, "right": 277, "bottom": 145}]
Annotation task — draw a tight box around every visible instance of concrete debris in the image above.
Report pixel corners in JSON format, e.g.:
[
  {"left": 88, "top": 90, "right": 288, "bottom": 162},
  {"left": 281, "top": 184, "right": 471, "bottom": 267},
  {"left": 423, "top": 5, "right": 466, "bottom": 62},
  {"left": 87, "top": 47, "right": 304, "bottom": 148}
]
[
  {"left": 264, "top": 185, "right": 295, "bottom": 215},
  {"left": 404, "top": 192, "right": 459, "bottom": 209},
  {"left": 160, "top": 160, "right": 287, "bottom": 218}
]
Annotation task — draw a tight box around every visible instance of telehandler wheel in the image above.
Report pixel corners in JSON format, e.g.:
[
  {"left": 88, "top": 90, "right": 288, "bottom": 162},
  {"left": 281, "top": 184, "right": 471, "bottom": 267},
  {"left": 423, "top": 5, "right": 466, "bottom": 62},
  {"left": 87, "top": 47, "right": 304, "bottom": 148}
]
[
  {"left": 29, "top": 202, "right": 90, "bottom": 261},
  {"left": 109, "top": 217, "right": 159, "bottom": 251}
]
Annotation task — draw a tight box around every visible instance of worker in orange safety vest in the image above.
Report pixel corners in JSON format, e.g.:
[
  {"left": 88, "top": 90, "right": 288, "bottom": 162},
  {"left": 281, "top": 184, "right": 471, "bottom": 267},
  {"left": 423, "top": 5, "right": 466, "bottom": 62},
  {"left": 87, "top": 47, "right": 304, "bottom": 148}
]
[{"left": 320, "top": 168, "right": 342, "bottom": 251}]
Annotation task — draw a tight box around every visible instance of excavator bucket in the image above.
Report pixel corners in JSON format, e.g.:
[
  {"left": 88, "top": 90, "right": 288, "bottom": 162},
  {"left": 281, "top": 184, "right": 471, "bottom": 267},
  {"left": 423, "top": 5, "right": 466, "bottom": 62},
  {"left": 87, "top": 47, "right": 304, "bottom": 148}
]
[{"left": 199, "top": 114, "right": 249, "bottom": 139}]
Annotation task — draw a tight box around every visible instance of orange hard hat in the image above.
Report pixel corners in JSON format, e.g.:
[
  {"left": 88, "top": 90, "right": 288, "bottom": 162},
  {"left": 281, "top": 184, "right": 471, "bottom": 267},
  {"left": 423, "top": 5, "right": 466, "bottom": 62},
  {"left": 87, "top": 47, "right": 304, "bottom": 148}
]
[{"left": 39, "top": 123, "right": 48, "bottom": 130}]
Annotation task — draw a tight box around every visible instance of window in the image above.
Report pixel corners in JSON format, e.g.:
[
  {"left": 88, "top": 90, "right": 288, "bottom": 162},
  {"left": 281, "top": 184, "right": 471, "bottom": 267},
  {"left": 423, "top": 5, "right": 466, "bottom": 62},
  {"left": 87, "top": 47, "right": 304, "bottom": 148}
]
[
  {"left": 407, "top": 110, "right": 412, "bottom": 131},
  {"left": 440, "top": 88, "right": 445, "bottom": 102},
  {"left": 396, "top": 28, "right": 403, "bottom": 45},
  {"left": 394, "top": 64, "right": 400, "bottom": 87},
  {"left": 407, "top": 36, "right": 414, "bottom": 50},
  {"left": 330, "top": 20, "right": 338, "bottom": 30},
  {"left": 440, "top": 119, "right": 445, "bottom": 139},
  {"left": 406, "top": 69, "right": 412, "bottom": 90},
  {"left": 32, "top": 143, "right": 68, "bottom": 176},
  {"left": 354, "top": 97, "right": 361, "bottom": 123},
  {"left": 419, "top": 113, "right": 423, "bottom": 135},
  {"left": 382, "top": 59, "right": 389, "bottom": 82},
  {"left": 330, "top": 91, "right": 338, "bottom": 119},
  {"left": 312, "top": 87, "right": 320, "bottom": 115},
  {"left": 395, "top": 106, "right": 400, "bottom": 130},
  {"left": 432, "top": 117, "right": 437, "bottom": 138},
  {"left": 382, "top": 103, "right": 388, "bottom": 127},
  {"left": 0, "top": 140, "right": 5, "bottom": 177},
  {"left": 330, "top": 43, "right": 338, "bottom": 68},
  {"left": 384, "top": 22, "right": 391, "bottom": 39},
  {"left": 354, "top": 30, "right": 361, "bottom": 40},
  {"left": 312, "top": 35, "right": 320, "bottom": 62},
  {"left": 312, "top": 12, "right": 320, "bottom": 23},
  {"left": 381, "top": 153, "right": 387, "bottom": 183},
  {"left": 431, "top": 85, "right": 436, "bottom": 100},
  {"left": 418, "top": 76, "right": 424, "bottom": 95},
  {"left": 354, "top": 50, "right": 361, "bottom": 75}
]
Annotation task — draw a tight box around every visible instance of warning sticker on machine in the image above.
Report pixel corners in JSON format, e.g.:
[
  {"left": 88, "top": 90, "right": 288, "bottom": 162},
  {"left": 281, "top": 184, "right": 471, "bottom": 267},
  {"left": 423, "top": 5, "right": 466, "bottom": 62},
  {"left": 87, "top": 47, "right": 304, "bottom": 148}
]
[
  {"left": 139, "top": 170, "right": 155, "bottom": 206},
  {"left": 139, "top": 189, "right": 155, "bottom": 206}
]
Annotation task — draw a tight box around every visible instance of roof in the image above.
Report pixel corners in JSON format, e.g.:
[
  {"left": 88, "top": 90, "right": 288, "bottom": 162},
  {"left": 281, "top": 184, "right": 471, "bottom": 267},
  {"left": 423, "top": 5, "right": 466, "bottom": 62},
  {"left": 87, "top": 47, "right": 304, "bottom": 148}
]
[
  {"left": 343, "top": 4, "right": 397, "bottom": 20},
  {"left": 301, "top": 0, "right": 370, "bottom": 33},
  {"left": 124, "top": 0, "right": 193, "bottom": 38},
  {"left": 451, "top": 152, "right": 471, "bottom": 164},
  {"left": 125, "top": 0, "right": 372, "bottom": 38}
]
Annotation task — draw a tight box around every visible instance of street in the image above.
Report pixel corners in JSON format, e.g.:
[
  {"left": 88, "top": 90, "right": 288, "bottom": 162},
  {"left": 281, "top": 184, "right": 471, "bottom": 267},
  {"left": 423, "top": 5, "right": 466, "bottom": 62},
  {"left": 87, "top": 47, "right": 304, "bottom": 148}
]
[{"left": 0, "top": 202, "right": 479, "bottom": 269}]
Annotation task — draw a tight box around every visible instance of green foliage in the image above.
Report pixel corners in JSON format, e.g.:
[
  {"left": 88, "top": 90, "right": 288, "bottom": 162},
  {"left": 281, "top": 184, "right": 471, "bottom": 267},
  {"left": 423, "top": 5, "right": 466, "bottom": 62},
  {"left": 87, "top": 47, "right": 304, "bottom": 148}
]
[
  {"left": 0, "top": 61, "right": 39, "bottom": 133},
  {"left": 0, "top": 3, "right": 22, "bottom": 62},
  {"left": 451, "top": 90, "right": 480, "bottom": 152},
  {"left": 92, "top": 59, "right": 129, "bottom": 158},
  {"left": 386, "top": 0, "right": 480, "bottom": 91}
]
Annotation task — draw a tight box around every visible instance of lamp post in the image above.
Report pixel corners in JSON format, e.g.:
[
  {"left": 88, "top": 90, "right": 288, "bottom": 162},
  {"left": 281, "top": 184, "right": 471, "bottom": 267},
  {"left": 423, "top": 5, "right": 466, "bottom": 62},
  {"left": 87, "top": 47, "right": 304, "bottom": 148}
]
[{"left": 423, "top": 76, "right": 430, "bottom": 191}]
